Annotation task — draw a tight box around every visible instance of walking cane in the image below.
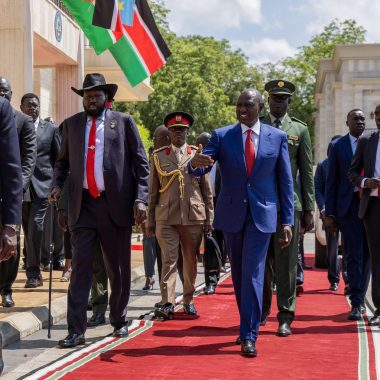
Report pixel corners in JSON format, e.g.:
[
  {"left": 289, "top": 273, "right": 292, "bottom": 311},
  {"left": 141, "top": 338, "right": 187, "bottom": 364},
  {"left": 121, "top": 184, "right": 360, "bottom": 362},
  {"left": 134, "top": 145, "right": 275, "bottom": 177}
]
[{"left": 48, "top": 202, "right": 55, "bottom": 339}]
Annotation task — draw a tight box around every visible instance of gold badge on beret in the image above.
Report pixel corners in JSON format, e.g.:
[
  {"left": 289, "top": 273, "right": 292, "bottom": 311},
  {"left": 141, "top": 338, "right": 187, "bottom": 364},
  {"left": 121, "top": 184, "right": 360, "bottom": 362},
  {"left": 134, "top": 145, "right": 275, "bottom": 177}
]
[{"left": 278, "top": 81, "right": 285, "bottom": 87}]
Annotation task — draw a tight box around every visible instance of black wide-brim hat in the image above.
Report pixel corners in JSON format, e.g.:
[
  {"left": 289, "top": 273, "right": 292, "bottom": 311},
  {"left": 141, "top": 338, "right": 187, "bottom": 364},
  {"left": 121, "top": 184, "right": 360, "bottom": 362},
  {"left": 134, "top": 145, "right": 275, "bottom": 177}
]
[{"left": 71, "top": 73, "right": 118, "bottom": 99}]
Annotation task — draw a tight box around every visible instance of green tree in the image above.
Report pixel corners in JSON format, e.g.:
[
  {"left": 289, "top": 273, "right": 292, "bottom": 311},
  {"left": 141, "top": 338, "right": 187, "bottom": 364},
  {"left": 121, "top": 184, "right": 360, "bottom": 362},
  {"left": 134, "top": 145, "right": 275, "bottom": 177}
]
[{"left": 263, "top": 19, "right": 366, "bottom": 143}]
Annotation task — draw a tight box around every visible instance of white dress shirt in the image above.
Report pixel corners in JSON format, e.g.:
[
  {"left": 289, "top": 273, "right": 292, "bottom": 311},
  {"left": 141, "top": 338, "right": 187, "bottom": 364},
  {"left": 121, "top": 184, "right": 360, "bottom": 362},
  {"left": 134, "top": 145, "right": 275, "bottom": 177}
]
[
  {"left": 83, "top": 110, "right": 106, "bottom": 191},
  {"left": 241, "top": 121, "right": 260, "bottom": 165},
  {"left": 361, "top": 134, "right": 380, "bottom": 196},
  {"left": 34, "top": 117, "right": 40, "bottom": 132}
]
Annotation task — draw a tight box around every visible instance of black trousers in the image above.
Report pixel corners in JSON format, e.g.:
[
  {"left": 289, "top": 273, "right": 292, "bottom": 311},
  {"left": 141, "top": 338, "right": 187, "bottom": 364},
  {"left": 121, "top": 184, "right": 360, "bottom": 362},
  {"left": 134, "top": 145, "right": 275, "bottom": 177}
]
[
  {"left": 22, "top": 199, "right": 49, "bottom": 278},
  {"left": 0, "top": 232, "right": 21, "bottom": 295},
  {"left": 67, "top": 191, "right": 132, "bottom": 335},
  {"left": 363, "top": 197, "right": 380, "bottom": 315},
  {"left": 205, "top": 228, "right": 226, "bottom": 287},
  {"left": 41, "top": 205, "right": 64, "bottom": 266}
]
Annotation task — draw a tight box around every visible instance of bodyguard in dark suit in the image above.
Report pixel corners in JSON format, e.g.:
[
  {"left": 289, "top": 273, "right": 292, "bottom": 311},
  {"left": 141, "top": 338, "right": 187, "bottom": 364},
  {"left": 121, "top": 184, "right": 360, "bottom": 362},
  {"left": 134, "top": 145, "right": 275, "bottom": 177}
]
[
  {"left": 348, "top": 104, "right": 380, "bottom": 327},
  {"left": 0, "top": 77, "right": 36, "bottom": 306},
  {"left": 0, "top": 96, "right": 23, "bottom": 375},
  {"left": 325, "top": 109, "right": 370, "bottom": 321},
  {"left": 20, "top": 93, "right": 60, "bottom": 288},
  {"left": 315, "top": 135, "right": 343, "bottom": 291},
  {"left": 50, "top": 73, "right": 149, "bottom": 347}
]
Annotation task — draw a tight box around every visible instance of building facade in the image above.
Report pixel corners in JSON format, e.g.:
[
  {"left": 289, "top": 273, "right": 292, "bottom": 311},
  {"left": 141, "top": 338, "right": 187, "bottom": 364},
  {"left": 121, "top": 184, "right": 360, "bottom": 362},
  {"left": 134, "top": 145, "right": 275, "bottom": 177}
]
[
  {"left": 315, "top": 44, "right": 380, "bottom": 161},
  {"left": 0, "top": 0, "right": 153, "bottom": 124}
]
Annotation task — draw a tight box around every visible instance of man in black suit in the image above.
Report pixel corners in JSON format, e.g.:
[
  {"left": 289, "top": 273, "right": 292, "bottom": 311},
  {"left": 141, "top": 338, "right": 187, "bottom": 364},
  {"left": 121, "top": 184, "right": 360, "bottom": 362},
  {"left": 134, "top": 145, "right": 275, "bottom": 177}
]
[
  {"left": 348, "top": 104, "right": 380, "bottom": 327},
  {"left": 50, "top": 73, "right": 149, "bottom": 347},
  {"left": 0, "top": 77, "right": 36, "bottom": 306},
  {"left": 0, "top": 96, "right": 23, "bottom": 375},
  {"left": 20, "top": 93, "right": 61, "bottom": 288},
  {"left": 325, "top": 109, "right": 370, "bottom": 321}
]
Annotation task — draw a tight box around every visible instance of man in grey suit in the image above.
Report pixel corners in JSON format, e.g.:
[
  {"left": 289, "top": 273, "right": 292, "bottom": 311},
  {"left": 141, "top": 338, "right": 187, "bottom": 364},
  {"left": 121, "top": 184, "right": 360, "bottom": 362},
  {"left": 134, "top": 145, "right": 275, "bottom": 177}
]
[
  {"left": 20, "top": 93, "right": 60, "bottom": 288},
  {"left": 0, "top": 96, "right": 23, "bottom": 375},
  {"left": 50, "top": 73, "right": 149, "bottom": 347},
  {"left": 0, "top": 77, "right": 36, "bottom": 306},
  {"left": 348, "top": 104, "right": 380, "bottom": 327}
]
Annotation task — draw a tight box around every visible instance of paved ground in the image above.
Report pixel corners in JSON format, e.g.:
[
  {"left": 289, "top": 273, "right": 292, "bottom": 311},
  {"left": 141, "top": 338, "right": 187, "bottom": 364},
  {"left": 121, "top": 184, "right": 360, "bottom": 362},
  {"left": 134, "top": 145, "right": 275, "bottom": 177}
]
[{"left": 4, "top": 231, "right": 377, "bottom": 379}]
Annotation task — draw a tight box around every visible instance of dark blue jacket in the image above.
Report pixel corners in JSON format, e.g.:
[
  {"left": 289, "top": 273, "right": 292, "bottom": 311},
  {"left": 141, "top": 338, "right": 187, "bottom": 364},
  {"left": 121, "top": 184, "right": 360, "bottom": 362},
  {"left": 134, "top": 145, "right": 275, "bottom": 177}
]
[{"left": 325, "top": 134, "right": 355, "bottom": 218}]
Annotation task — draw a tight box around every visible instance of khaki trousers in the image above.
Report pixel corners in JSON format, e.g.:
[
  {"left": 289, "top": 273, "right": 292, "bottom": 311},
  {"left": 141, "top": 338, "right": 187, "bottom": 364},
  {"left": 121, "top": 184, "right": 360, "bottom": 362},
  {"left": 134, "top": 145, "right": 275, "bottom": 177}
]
[{"left": 156, "top": 224, "right": 203, "bottom": 305}]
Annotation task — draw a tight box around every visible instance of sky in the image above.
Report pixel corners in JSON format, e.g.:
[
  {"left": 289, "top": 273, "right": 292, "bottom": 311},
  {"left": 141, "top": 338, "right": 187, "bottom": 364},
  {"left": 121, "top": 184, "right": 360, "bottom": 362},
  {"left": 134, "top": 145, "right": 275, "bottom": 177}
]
[{"left": 163, "top": 0, "right": 380, "bottom": 65}]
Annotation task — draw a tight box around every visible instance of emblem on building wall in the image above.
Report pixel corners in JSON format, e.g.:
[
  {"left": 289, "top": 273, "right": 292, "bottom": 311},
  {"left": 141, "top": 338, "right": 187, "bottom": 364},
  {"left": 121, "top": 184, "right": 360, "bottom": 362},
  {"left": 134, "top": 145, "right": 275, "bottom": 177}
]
[{"left": 55, "top": 11, "right": 63, "bottom": 43}]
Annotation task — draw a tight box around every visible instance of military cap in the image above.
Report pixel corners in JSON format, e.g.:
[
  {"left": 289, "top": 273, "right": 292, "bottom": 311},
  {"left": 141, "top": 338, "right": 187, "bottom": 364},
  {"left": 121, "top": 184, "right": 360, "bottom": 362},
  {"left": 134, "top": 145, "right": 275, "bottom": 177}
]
[
  {"left": 164, "top": 111, "right": 194, "bottom": 128},
  {"left": 264, "top": 80, "right": 295, "bottom": 96}
]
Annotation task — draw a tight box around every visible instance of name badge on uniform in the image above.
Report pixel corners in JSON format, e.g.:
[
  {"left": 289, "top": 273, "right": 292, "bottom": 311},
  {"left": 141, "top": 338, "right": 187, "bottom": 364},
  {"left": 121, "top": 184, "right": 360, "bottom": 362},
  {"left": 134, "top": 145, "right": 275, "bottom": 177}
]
[{"left": 288, "top": 135, "right": 299, "bottom": 141}]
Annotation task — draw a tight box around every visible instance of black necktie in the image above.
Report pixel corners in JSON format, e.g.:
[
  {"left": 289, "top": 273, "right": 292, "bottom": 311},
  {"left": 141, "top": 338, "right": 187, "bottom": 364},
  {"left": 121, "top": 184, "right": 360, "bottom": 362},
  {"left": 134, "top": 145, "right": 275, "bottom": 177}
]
[{"left": 272, "top": 119, "right": 281, "bottom": 129}]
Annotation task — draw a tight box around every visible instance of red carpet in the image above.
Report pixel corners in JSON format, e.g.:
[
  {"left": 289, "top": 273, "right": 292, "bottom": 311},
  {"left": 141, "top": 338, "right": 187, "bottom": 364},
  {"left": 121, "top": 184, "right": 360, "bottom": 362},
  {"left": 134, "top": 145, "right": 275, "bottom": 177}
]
[{"left": 37, "top": 258, "right": 377, "bottom": 380}]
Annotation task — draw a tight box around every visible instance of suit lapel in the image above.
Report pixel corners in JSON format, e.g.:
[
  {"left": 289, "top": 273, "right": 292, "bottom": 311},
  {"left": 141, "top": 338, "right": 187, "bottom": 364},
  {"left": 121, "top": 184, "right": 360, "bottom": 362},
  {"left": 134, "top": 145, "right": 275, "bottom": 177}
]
[
  {"left": 230, "top": 123, "right": 247, "bottom": 177},
  {"left": 368, "top": 131, "right": 379, "bottom": 175},
  {"left": 342, "top": 134, "right": 353, "bottom": 162},
  {"left": 280, "top": 114, "right": 292, "bottom": 133},
  {"left": 103, "top": 110, "right": 118, "bottom": 165},
  {"left": 251, "top": 123, "right": 271, "bottom": 177}
]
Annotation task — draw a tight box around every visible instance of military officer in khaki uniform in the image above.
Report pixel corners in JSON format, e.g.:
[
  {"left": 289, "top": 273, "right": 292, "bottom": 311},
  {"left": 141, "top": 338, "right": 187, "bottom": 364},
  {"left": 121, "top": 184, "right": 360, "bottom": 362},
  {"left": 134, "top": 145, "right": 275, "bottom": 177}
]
[
  {"left": 146, "top": 112, "right": 214, "bottom": 320},
  {"left": 261, "top": 80, "right": 315, "bottom": 337}
]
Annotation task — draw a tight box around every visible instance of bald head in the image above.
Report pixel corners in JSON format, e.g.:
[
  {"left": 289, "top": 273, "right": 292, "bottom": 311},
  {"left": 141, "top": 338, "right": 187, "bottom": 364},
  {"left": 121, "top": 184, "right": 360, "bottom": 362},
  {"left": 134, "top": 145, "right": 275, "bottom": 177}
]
[
  {"left": 196, "top": 132, "right": 211, "bottom": 147},
  {"left": 236, "top": 88, "right": 264, "bottom": 127},
  {"left": 153, "top": 124, "right": 170, "bottom": 149},
  {"left": 0, "top": 77, "right": 12, "bottom": 102}
]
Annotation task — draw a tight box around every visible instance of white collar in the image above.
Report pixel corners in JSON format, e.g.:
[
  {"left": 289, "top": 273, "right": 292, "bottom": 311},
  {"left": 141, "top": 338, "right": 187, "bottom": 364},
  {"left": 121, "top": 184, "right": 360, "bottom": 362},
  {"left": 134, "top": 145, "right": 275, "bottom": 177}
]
[
  {"left": 241, "top": 120, "right": 260, "bottom": 135},
  {"left": 34, "top": 117, "right": 40, "bottom": 127}
]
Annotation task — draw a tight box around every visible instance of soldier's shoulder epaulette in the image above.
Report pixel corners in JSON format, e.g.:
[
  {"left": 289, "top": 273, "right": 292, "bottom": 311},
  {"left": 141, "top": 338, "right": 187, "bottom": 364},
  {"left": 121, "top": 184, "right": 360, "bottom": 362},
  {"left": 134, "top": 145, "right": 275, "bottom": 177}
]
[
  {"left": 291, "top": 117, "right": 307, "bottom": 126},
  {"left": 153, "top": 145, "right": 169, "bottom": 154}
]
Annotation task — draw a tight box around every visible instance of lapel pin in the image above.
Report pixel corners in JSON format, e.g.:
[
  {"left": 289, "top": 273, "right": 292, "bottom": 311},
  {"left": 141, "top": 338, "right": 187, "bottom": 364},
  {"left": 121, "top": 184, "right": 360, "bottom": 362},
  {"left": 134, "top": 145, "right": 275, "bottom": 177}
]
[{"left": 110, "top": 120, "right": 117, "bottom": 129}]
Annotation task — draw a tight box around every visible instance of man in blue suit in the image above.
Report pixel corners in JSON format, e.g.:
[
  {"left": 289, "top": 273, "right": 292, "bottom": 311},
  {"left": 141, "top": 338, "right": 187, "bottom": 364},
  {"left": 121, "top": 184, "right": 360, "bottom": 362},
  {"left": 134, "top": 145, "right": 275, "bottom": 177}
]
[
  {"left": 314, "top": 135, "right": 347, "bottom": 291},
  {"left": 325, "top": 109, "right": 370, "bottom": 320},
  {"left": 191, "top": 88, "right": 294, "bottom": 357}
]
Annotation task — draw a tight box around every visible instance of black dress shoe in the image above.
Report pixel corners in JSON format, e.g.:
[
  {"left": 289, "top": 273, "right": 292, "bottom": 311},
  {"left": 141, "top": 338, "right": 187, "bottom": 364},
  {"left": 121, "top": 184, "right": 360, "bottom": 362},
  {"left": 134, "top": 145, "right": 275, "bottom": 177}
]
[
  {"left": 58, "top": 333, "right": 85, "bottom": 348},
  {"left": 277, "top": 322, "right": 292, "bottom": 337},
  {"left": 348, "top": 307, "right": 362, "bottom": 321},
  {"left": 53, "top": 260, "right": 65, "bottom": 271},
  {"left": 1, "top": 293, "right": 15, "bottom": 307},
  {"left": 25, "top": 276, "right": 43, "bottom": 288},
  {"left": 154, "top": 302, "right": 163, "bottom": 309},
  {"left": 296, "top": 285, "right": 304, "bottom": 297},
  {"left": 183, "top": 303, "right": 197, "bottom": 316},
  {"left": 241, "top": 339, "right": 257, "bottom": 357},
  {"left": 344, "top": 285, "right": 350, "bottom": 295},
  {"left": 204, "top": 285, "right": 215, "bottom": 295},
  {"left": 87, "top": 312, "right": 106, "bottom": 327},
  {"left": 368, "top": 315, "right": 380, "bottom": 326},
  {"left": 260, "top": 317, "right": 267, "bottom": 326},
  {"left": 236, "top": 336, "right": 241, "bottom": 345},
  {"left": 329, "top": 282, "right": 338, "bottom": 291},
  {"left": 113, "top": 324, "right": 129, "bottom": 338},
  {"left": 303, "top": 263, "right": 313, "bottom": 270},
  {"left": 154, "top": 303, "right": 174, "bottom": 320},
  {"left": 360, "top": 304, "right": 366, "bottom": 314}
]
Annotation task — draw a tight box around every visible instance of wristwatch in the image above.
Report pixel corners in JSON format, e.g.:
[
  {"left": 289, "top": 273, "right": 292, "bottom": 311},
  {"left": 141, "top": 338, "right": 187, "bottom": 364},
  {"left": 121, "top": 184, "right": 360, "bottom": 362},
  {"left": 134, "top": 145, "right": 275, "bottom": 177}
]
[{"left": 3, "top": 224, "right": 20, "bottom": 233}]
